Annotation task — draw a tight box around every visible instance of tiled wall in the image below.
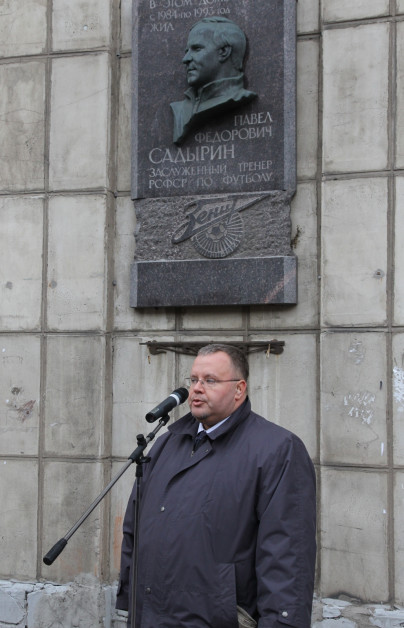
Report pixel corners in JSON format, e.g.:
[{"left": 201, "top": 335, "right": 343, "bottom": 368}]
[{"left": 1, "top": 0, "right": 404, "bottom": 612}]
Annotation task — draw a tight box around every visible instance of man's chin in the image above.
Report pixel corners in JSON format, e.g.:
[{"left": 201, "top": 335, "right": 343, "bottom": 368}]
[
  {"left": 191, "top": 413, "right": 209, "bottom": 423},
  {"left": 187, "top": 74, "right": 199, "bottom": 86}
]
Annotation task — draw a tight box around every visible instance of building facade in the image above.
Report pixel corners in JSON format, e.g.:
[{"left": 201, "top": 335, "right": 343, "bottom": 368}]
[{"left": 1, "top": 0, "right": 404, "bottom": 626}]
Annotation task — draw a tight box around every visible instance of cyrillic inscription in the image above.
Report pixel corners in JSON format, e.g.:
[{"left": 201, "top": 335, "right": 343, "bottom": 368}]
[{"left": 133, "top": 0, "right": 296, "bottom": 197}]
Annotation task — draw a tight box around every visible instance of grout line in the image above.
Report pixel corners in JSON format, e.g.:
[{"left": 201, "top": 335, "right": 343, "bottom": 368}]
[
  {"left": 316, "top": 0, "right": 323, "bottom": 594},
  {"left": 0, "top": 48, "right": 112, "bottom": 65},
  {"left": 5, "top": 326, "right": 404, "bottom": 338},
  {"left": 3, "top": 452, "right": 402, "bottom": 471},
  {"left": 36, "top": 0, "right": 54, "bottom": 581},
  {"left": 322, "top": 14, "right": 404, "bottom": 30},
  {"left": 386, "top": 0, "right": 397, "bottom": 601},
  {"left": 98, "top": 0, "right": 123, "bottom": 584}
]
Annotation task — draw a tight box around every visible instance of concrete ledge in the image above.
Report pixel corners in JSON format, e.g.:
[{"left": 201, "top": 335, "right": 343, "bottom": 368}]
[{"left": 1, "top": 581, "right": 403, "bottom": 627}]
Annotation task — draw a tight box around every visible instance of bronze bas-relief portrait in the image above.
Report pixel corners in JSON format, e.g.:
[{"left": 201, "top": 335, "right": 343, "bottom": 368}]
[{"left": 170, "top": 16, "right": 257, "bottom": 146}]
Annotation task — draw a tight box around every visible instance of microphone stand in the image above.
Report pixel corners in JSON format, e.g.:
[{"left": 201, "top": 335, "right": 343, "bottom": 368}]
[{"left": 43, "top": 414, "right": 172, "bottom": 628}]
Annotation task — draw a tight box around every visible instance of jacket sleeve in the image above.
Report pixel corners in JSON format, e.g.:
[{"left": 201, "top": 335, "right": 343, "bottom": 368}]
[
  {"left": 255, "top": 434, "right": 316, "bottom": 628},
  {"left": 115, "top": 480, "right": 137, "bottom": 611}
]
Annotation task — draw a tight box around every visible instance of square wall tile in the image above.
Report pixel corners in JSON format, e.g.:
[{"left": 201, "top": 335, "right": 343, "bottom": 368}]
[
  {"left": 297, "top": 38, "right": 319, "bottom": 180},
  {"left": 0, "top": 459, "right": 38, "bottom": 579},
  {"left": 395, "top": 471, "right": 404, "bottom": 603},
  {"left": 117, "top": 57, "right": 131, "bottom": 193},
  {"left": 0, "top": 0, "right": 47, "bottom": 56},
  {"left": 321, "top": 468, "right": 388, "bottom": 601},
  {"left": 323, "top": 24, "right": 389, "bottom": 173},
  {"left": 41, "top": 461, "right": 104, "bottom": 581},
  {"left": 49, "top": 54, "right": 110, "bottom": 190},
  {"left": 297, "top": 0, "right": 319, "bottom": 33},
  {"left": 250, "top": 182, "right": 318, "bottom": 329},
  {"left": 113, "top": 196, "right": 176, "bottom": 331},
  {"left": 121, "top": 0, "right": 132, "bottom": 51},
  {"left": 398, "top": 0, "right": 404, "bottom": 14},
  {"left": 0, "top": 335, "right": 40, "bottom": 455},
  {"left": 0, "top": 196, "right": 44, "bottom": 331},
  {"left": 52, "top": 0, "right": 111, "bottom": 51},
  {"left": 322, "top": 0, "right": 390, "bottom": 22},
  {"left": 393, "top": 334, "right": 404, "bottom": 465},
  {"left": 0, "top": 61, "right": 45, "bottom": 192},
  {"left": 321, "top": 178, "right": 387, "bottom": 326},
  {"left": 321, "top": 332, "right": 387, "bottom": 465},
  {"left": 112, "top": 336, "right": 176, "bottom": 456},
  {"left": 180, "top": 307, "right": 244, "bottom": 331},
  {"left": 395, "top": 178, "right": 404, "bottom": 323},
  {"left": 47, "top": 195, "right": 107, "bottom": 331},
  {"left": 44, "top": 336, "right": 105, "bottom": 456},
  {"left": 249, "top": 334, "right": 317, "bottom": 459},
  {"left": 396, "top": 23, "right": 404, "bottom": 168}
]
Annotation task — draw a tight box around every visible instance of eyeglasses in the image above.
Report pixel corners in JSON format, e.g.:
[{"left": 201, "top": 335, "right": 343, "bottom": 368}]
[{"left": 186, "top": 377, "right": 240, "bottom": 388}]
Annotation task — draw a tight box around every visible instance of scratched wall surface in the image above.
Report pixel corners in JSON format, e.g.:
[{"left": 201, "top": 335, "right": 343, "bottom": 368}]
[{"left": 0, "top": 0, "right": 404, "bottom": 626}]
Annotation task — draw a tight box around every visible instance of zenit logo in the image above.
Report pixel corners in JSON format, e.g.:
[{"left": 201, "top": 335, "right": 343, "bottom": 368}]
[{"left": 172, "top": 196, "right": 263, "bottom": 259}]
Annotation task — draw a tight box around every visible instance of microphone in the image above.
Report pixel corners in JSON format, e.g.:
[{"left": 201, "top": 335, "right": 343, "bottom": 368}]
[{"left": 145, "top": 387, "right": 189, "bottom": 423}]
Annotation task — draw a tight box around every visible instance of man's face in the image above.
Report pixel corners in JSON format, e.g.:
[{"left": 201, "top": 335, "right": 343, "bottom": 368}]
[
  {"left": 182, "top": 27, "right": 222, "bottom": 89},
  {"left": 188, "top": 351, "right": 246, "bottom": 428}
]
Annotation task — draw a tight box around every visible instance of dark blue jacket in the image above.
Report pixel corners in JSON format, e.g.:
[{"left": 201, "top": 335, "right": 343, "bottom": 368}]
[{"left": 116, "top": 399, "right": 316, "bottom": 627}]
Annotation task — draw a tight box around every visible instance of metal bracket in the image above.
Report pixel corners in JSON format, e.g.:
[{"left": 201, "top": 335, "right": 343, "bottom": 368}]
[{"left": 141, "top": 340, "right": 285, "bottom": 357}]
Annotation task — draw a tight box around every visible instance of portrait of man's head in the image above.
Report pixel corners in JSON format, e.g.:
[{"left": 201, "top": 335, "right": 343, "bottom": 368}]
[
  {"left": 170, "top": 16, "right": 257, "bottom": 145},
  {"left": 184, "top": 17, "right": 246, "bottom": 88},
  {"left": 133, "top": 0, "right": 294, "bottom": 199}
]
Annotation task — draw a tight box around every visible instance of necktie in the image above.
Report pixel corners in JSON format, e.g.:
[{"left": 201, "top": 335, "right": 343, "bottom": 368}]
[{"left": 193, "top": 430, "right": 208, "bottom": 452}]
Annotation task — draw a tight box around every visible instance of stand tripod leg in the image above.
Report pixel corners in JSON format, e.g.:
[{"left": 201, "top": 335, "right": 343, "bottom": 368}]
[{"left": 129, "top": 434, "right": 150, "bottom": 628}]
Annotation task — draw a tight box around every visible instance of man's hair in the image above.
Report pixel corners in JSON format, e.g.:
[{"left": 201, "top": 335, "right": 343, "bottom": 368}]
[
  {"left": 190, "top": 17, "right": 247, "bottom": 72},
  {"left": 197, "top": 344, "right": 249, "bottom": 381}
]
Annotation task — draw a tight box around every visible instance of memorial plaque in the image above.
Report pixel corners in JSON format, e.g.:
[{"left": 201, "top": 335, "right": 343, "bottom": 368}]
[
  {"left": 130, "top": 0, "right": 298, "bottom": 308},
  {"left": 132, "top": 0, "right": 296, "bottom": 199}
]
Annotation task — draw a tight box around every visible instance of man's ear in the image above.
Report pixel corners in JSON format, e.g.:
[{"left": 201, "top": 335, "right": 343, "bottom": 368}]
[
  {"left": 218, "top": 44, "right": 232, "bottom": 63},
  {"left": 235, "top": 379, "right": 247, "bottom": 400}
]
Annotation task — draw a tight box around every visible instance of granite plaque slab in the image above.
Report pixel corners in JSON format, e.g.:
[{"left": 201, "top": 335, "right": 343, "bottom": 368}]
[
  {"left": 131, "top": 257, "right": 297, "bottom": 307},
  {"left": 132, "top": 0, "right": 296, "bottom": 199},
  {"left": 130, "top": 0, "right": 298, "bottom": 308}
]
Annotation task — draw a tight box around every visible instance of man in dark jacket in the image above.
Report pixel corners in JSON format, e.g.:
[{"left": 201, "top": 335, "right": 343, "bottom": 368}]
[{"left": 116, "top": 344, "right": 316, "bottom": 628}]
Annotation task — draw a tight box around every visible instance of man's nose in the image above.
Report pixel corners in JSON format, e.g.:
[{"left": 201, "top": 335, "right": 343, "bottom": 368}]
[
  {"left": 182, "top": 50, "right": 192, "bottom": 64},
  {"left": 193, "top": 378, "right": 205, "bottom": 392}
]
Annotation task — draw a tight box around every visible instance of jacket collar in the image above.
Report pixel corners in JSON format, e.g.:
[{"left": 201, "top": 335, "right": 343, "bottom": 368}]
[
  {"left": 184, "top": 74, "right": 245, "bottom": 106},
  {"left": 168, "top": 397, "right": 251, "bottom": 440}
]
